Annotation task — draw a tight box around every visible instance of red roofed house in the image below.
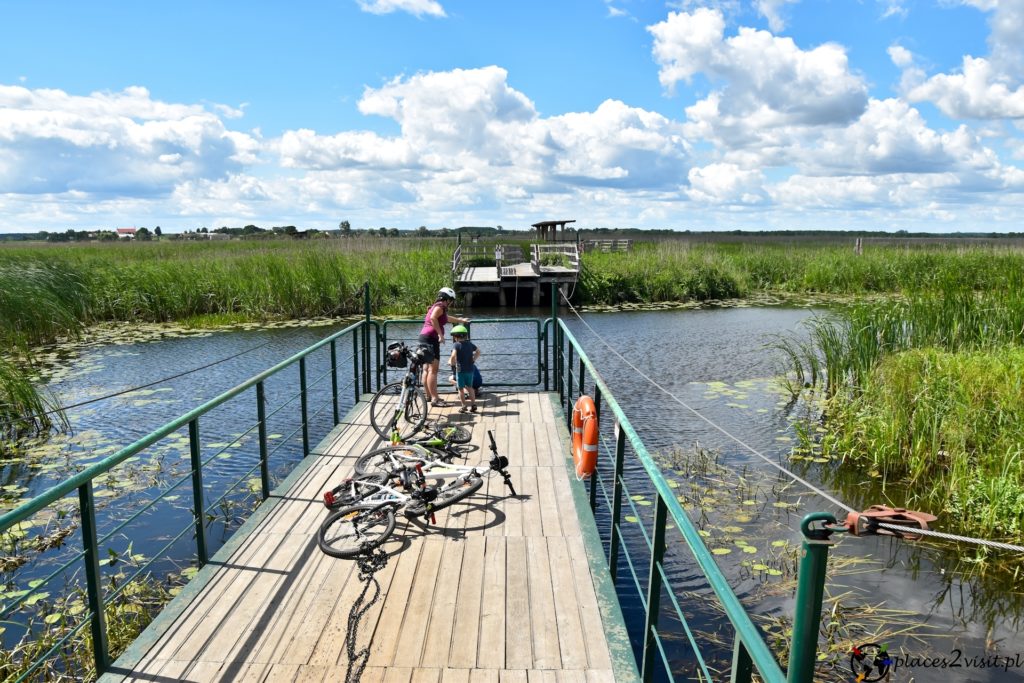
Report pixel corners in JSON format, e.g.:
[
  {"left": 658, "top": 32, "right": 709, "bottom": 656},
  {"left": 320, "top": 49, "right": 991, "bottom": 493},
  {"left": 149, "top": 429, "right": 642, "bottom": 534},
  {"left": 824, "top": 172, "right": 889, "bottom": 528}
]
[{"left": 117, "top": 228, "right": 137, "bottom": 240}]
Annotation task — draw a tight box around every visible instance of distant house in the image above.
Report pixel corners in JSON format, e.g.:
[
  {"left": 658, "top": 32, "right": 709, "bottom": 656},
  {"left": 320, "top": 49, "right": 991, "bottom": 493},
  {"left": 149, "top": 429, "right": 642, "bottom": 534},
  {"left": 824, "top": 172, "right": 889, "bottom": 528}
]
[
  {"left": 205, "top": 232, "right": 230, "bottom": 240},
  {"left": 117, "top": 228, "right": 137, "bottom": 240}
]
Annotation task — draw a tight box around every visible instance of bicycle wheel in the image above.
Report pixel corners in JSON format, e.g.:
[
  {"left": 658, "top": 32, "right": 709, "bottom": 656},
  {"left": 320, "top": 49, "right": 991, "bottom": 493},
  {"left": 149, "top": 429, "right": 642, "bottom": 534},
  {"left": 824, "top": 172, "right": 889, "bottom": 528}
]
[
  {"left": 354, "top": 446, "right": 424, "bottom": 478},
  {"left": 318, "top": 503, "right": 396, "bottom": 558},
  {"left": 436, "top": 424, "right": 472, "bottom": 444},
  {"left": 326, "top": 474, "right": 386, "bottom": 509},
  {"left": 369, "top": 381, "right": 428, "bottom": 440},
  {"left": 404, "top": 475, "right": 483, "bottom": 519}
]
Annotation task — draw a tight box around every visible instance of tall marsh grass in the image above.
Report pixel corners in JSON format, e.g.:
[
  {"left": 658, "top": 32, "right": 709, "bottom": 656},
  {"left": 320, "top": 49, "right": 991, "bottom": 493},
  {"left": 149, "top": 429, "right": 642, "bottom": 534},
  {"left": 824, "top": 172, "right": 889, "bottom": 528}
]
[{"left": 780, "top": 289, "right": 1024, "bottom": 542}]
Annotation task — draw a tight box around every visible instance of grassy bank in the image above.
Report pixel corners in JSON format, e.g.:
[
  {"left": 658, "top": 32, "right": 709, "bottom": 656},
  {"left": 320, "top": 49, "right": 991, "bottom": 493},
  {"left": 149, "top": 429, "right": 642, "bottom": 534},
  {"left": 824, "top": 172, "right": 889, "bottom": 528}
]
[
  {"left": 3, "top": 237, "right": 1024, "bottom": 440},
  {"left": 580, "top": 240, "right": 1024, "bottom": 302},
  {"left": 782, "top": 291, "right": 1024, "bottom": 543},
  {"left": 4, "top": 238, "right": 1024, "bottom": 345}
]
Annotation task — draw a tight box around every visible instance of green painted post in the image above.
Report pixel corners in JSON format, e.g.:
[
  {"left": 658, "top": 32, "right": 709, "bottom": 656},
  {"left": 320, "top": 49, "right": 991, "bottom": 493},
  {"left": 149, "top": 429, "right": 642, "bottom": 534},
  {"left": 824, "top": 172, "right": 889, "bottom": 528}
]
[
  {"left": 299, "top": 357, "right": 309, "bottom": 457},
  {"left": 589, "top": 384, "right": 602, "bottom": 511},
  {"left": 787, "top": 512, "right": 837, "bottom": 683},
  {"left": 188, "top": 418, "right": 208, "bottom": 566},
  {"left": 362, "top": 283, "right": 371, "bottom": 394},
  {"left": 548, "top": 283, "right": 557, "bottom": 390},
  {"left": 352, "top": 327, "right": 360, "bottom": 403},
  {"left": 608, "top": 420, "right": 626, "bottom": 580},
  {"left": 731, "top": 638, "right": 754, "bottom": 683},
  {"left": 642, "top": 494, "right": 669, "bottom": 682},
  {"left": 79, "top": 481, "right": 110, "bottom": 674},
  {"left": 566, "top": 343, "right": 575, "bottom": 429},
  {"left": 578, "top": 356, "right": 585, "bottom": 397},
  {"left": 257, "top": 382, "right": 270, "bottom": 499},
  {"left": 330, "top": 340, "right": 339, "bottom": 425}
]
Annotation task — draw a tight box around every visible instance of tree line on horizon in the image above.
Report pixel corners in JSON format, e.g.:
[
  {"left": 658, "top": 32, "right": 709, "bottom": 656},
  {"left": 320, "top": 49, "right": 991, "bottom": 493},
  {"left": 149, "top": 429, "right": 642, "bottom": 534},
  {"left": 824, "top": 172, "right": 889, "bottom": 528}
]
[{"left": 1, "top": 223, "right": 1022, "bottom": 242}]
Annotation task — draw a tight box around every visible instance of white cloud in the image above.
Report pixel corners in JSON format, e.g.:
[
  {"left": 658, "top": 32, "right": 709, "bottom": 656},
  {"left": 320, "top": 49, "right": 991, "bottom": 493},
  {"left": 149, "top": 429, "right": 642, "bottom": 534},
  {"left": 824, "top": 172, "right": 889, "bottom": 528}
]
[
  {"left": 888, "top": 45, "right": 913, "bottom": 68},
  {"left": 649, "top": 9, "right": 869, "bottom": 144},
  {"left": 0, "top": 85, "right": 259, "bottom": 196},
  {"left": 898, "top": 1, "right": 1024, "bottom": 119},
  {"left": 879, "top": 0, "right": 908, "bottom": 19},
  {"left": 280, "top": 67, "right": 690, "bottom": 190},
  {"left": 356, "top": 0, "right": 445, "bottom": 18},
  {"left": 907, "top": 55, "right": 1024, "bottom": 118},
  {"left": 755, "top": 0, "right": 798, "bottom": 32},
  {"left": 687, "top": 163, "right": 767, "bottom": 204}
]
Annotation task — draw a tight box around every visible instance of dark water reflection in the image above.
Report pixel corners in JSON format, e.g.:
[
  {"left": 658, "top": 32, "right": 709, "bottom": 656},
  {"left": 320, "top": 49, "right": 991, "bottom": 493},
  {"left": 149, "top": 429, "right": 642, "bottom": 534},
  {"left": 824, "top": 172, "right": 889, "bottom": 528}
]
[{"left": 5, "top": 307, "right": 1022, "bottom": 682}]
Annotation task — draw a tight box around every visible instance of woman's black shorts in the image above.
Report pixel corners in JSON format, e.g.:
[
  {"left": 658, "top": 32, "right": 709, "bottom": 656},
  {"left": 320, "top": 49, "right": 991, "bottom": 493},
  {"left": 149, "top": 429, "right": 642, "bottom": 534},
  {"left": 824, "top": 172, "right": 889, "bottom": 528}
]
[{"left": 417, "top": 334, "right": 440, "bottom": 364}]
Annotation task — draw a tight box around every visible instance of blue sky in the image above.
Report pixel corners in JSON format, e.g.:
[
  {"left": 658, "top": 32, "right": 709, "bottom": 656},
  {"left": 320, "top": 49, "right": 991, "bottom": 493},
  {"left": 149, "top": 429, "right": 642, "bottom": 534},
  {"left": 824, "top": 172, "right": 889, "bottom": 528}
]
[{"left": 1, "top": 0, "right": 1022, "bottom": 233}]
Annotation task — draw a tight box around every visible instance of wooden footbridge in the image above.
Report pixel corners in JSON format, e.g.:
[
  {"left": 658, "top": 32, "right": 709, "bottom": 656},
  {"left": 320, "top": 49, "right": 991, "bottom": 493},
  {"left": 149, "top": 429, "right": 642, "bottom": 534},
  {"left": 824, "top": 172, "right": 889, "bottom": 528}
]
[
  {"left": 3, "top": 288, "right": 836, "bottom": 683},
  {"left": 101, "top": 393, "right": 636, "bottom": 682},
  {"left": 452, "top": 243, "right": 580, "bottom": 306}
]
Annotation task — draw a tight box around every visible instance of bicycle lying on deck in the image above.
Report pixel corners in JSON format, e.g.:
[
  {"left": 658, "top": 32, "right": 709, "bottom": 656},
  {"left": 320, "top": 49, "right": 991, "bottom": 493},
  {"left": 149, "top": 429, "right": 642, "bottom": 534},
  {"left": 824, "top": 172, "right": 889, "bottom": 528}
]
[{"left": 317, "top": 430, "right": 516, "bottom": 559}]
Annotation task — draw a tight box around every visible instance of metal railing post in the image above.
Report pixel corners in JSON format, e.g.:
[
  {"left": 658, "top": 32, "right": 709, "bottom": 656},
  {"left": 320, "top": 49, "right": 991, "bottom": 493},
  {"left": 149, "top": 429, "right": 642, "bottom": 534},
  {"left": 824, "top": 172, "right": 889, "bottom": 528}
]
[
  {"left": 608, "top": 420, "right": 626, "bottom": 579},
  {"left": 352, "top": 327, "right": 360, "bottom": 402},
  {"left": 257, "top": 382, "right": 270, "bottom": 499},
  {"left": 787, "top": 513, "right": 837, "bottom": 683},
  {"left": 578, "top": 356, "right": 585, "bottom": 397},
  {"left": 78, "top": 481, "right": 110, "bottom": 675},
  {"left": 299, "top": 357, "right": 309, "bottom": 457},
  {"left": 566, "top": 342, "right": 575, "bottom": 429},
  {"left": 642, "top": 494, "right": 669, "bottom": 682},
  {"left": 542, "top": 323, "right": 550, "bottom": 391},
  {"left": 362, "top": 283, "right": 371, "bottom": 394},
  {"left": 330, "top": 340, "right": 340, "bottom": 425},
  {"left": 548, "top": 282, "right": 557, "bottom": 390},
  {"left": 731, "top": 638, "right": 754, "bottom": 683},
  {"left": 188, "top": 418, "right": 208, "bottom": 566},
  {"left": 594, "top": 385, "right": 602, "bottom": 425}
]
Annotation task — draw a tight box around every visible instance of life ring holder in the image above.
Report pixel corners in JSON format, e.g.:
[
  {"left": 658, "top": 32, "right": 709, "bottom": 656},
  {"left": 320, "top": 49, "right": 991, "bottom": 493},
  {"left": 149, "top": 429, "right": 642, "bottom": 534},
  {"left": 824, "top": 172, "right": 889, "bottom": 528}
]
[{"left": 571, "top": 395, "right": 599, "bottom": 480}]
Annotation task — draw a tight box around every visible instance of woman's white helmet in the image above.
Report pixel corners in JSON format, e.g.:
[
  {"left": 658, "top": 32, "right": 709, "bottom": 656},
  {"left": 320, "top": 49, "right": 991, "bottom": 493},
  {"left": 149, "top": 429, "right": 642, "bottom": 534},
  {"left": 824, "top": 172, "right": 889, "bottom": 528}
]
[{"left": 438, "top": 287, "right": 456, "bottom": 301}]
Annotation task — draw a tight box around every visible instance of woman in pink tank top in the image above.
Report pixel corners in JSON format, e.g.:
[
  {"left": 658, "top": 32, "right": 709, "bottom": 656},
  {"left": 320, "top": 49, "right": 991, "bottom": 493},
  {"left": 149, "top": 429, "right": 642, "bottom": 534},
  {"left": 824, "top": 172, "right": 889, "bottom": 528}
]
[{"left": 419, "top": 287, "right": 469, "bottom": 407}]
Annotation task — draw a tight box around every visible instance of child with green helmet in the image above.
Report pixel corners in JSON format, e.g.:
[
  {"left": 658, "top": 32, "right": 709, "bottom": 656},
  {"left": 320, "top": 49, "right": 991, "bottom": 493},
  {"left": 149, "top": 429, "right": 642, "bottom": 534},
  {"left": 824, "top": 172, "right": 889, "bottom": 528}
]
[{"left": 448, "top": 324, "right": 480, "bottom": 413}]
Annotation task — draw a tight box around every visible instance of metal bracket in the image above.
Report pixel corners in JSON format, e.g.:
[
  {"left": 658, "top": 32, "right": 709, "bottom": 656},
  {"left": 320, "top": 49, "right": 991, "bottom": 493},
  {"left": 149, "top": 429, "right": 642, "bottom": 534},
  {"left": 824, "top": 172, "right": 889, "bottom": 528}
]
[{"left": 843, "top": 505, "right": 937, "bottom": 540}]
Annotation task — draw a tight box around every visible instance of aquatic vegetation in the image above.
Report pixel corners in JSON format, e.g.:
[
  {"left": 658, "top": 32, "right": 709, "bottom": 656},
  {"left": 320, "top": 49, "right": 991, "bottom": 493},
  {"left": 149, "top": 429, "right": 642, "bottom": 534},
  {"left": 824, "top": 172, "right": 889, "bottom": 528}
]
[
  {"left": 0, "top": 356, "right": 67, "bottom": 441},
  {"left": 0, "top": 557, "right": 175, "bottom": 682},
  {"left": 778, "top": 289, "right": 1024, "bottom": 544}
]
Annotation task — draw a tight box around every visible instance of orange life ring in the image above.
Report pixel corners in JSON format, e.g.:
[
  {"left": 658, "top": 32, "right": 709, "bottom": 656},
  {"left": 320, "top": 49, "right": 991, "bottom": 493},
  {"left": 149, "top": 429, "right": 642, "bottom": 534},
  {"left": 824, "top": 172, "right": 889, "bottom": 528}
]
[{"left": 572, "top": 395, "right": 598, "bottom": 479}]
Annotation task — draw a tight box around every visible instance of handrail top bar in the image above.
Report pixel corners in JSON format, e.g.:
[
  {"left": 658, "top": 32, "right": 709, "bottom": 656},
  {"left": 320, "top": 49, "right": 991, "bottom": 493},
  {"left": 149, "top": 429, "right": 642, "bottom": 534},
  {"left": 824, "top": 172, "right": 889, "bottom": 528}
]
[
  {"left": 0, "top": 318, "right": 366, "bottom": 532},
  {"left": 556, "top": 319, "right": 786, "bottom": 683}
]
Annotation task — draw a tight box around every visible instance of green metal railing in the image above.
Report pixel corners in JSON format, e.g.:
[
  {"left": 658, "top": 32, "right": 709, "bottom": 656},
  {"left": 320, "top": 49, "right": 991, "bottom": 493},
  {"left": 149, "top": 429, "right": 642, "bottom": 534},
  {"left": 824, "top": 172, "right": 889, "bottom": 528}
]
[
  {"left": 2, "top": 280, "right": 832, "bottom": 682},
  {"left": 546, "top": 285, "right": 832, "bottom": 683},
  {"left": 380, "top": 317, "right": 546, "bottom": 388},
  {"left": 0, "top": 312, "right": 376, "bottom": 680}
]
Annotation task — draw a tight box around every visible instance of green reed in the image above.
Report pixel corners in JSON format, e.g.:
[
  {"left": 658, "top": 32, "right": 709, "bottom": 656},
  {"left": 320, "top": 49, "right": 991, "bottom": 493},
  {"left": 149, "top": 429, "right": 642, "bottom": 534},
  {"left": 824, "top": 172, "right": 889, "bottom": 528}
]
[
  {"left": 780, "top": 287, "right": 1024, "bottom": 541},
  {"left": 578, "top": 240, "right": 1024, "bottom": 303}
]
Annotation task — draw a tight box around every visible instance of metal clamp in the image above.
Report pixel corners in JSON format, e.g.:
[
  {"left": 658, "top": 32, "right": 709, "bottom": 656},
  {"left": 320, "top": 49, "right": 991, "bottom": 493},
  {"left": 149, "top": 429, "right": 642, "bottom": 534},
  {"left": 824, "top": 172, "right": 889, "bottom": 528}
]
[{"left": 843, "top": 505, "right": 937, "bottom": 540}]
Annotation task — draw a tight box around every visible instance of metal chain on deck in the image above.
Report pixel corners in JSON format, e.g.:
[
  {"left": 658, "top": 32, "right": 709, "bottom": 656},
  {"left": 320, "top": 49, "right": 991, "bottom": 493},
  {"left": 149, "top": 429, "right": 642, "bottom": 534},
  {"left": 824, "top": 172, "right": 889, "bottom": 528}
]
[{"left": 344, "top": 544, "right": 389, "bottom": 683}]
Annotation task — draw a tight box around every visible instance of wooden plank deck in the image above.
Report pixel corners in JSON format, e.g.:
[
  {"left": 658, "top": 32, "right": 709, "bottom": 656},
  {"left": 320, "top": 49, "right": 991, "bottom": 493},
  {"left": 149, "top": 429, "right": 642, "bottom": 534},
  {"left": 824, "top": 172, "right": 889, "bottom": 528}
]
[{"left": 103, "top": 392, "right": 638, "bottom": 683}]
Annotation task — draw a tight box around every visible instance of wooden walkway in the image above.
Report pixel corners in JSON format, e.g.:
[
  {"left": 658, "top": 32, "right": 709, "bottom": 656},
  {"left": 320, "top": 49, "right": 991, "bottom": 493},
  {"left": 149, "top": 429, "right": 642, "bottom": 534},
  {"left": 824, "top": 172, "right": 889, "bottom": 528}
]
[{"left": 103, "top": 392, "right": 638, "bottom": 683}]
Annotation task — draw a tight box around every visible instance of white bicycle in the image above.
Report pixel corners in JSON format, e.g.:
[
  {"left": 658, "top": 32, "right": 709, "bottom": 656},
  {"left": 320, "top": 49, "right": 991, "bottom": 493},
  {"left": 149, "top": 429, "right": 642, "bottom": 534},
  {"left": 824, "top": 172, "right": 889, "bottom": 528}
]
[{"left": 317, "top": 430, "right": 516, "bottom": 559}]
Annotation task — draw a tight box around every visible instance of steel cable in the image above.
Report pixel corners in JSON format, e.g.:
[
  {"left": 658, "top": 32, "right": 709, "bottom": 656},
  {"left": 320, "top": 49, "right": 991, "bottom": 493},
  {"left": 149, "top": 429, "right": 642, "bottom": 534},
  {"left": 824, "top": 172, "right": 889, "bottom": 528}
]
[{"left": 558, "top": 292, "right": 1024, "bottom": 554}]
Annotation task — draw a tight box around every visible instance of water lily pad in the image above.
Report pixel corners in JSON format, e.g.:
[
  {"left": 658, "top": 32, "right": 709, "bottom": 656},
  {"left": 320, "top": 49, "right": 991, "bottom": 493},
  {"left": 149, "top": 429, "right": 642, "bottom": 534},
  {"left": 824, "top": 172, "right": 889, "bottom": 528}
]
[
  {"left": 625, "top": 516, "right": 639, "bottom": 524},
  {"left": 711, "top": 548, "right": 732, "bottom": 555},
  {"left": 721, "top": 526, "right": 743, "bottom": 533},
  {"left": 771, "top": 540, "right": 789, "bottom": 547},
  {"left": 742, "top": 546, "right": 758, "bottom": 554},
  {"left": 752, "top": 563, "right": 769, "bottom": 571}
]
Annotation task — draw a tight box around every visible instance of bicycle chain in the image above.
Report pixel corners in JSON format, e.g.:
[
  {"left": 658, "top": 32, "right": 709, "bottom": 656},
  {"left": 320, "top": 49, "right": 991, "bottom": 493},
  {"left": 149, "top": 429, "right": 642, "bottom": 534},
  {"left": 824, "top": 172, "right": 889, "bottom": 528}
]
[{"left": 344, "top": 543, "right": 389, "bottom": 683}]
